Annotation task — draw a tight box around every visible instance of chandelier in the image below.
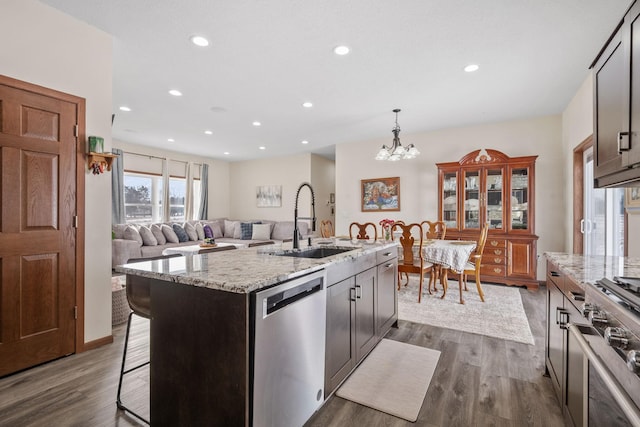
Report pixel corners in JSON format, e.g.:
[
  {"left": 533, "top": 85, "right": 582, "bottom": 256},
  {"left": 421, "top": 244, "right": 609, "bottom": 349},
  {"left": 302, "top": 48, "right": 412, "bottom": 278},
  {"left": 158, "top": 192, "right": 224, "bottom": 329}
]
[{"left": 375, "top": 109, "right": 420, "bottom": 161}]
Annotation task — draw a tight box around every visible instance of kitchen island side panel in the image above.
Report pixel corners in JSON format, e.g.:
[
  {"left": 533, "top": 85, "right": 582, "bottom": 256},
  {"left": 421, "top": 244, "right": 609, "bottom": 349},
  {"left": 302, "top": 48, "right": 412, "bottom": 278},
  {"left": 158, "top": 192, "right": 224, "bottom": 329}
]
[{"left": 149, "top": 277, "right": 249, "bottom": 426}]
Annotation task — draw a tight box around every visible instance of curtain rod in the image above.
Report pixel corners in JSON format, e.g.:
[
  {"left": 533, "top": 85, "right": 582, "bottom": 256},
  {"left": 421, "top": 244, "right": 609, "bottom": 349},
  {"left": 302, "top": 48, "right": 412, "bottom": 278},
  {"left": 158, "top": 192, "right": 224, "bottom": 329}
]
[{"left": 122, "top": 150, "right": 202, "bottom": 166}]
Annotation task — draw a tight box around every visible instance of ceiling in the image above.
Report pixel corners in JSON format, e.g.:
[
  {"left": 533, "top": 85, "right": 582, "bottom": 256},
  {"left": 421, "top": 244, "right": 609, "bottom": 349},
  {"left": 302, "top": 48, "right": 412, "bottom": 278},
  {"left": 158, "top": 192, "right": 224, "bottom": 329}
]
[{"left": 40, "top": 0, "right": 631, "bottom": 161}]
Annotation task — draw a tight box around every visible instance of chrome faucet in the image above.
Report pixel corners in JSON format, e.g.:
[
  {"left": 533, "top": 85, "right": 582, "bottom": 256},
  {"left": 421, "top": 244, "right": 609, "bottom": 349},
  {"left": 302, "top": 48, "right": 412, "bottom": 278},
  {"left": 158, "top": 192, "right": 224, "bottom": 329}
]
[{"left": 293, "top": 182, "right": 316, "bottom": 249}]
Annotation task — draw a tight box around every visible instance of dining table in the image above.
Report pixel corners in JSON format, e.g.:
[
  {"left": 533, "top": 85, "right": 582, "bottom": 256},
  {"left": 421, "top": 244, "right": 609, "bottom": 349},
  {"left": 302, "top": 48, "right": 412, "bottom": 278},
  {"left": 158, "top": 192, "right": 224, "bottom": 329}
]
[{"left": 420, "top": 239, "right": 476, "bottom": 299}]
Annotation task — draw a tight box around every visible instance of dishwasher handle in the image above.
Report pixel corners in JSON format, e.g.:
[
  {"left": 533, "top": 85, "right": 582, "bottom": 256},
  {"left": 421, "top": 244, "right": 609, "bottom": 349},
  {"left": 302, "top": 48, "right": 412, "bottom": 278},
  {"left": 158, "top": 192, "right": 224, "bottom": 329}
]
[{"left": 264, "top": 276, "right": 323, "bottom": 316}]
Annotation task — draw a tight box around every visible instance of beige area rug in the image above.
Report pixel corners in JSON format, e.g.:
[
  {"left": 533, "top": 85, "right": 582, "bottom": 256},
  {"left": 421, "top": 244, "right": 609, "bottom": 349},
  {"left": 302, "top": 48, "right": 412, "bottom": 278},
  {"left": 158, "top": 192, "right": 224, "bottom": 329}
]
[
  {"left": 398, "top": 280, "right": 535, "bottom": 345},
  {"left": 335, "top": 339, "right": 441, "bottom": 422}
]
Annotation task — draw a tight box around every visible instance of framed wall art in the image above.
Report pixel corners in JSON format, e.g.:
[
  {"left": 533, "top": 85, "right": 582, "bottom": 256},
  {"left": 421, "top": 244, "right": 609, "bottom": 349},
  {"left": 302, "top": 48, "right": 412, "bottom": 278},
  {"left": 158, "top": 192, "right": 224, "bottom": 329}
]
[
  {"left": 256, "top": 185, "right": 282, "bottom": 207},
  {"left": 361, "top": 177, "right": 400, "bottom": 212}
]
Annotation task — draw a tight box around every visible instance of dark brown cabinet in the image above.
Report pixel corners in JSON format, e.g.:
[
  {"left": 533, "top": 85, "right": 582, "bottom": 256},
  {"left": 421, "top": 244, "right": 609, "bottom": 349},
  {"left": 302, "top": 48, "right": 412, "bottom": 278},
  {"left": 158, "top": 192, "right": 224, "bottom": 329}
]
[
  {"left": 592, "top": 1, "right": 640, "bottom": 187},
  {"left": 438, "top": 149, "right": 539, "bottom": 289},
  {"left": 324, "top": 249, "right": 398, "bottom": 396}
]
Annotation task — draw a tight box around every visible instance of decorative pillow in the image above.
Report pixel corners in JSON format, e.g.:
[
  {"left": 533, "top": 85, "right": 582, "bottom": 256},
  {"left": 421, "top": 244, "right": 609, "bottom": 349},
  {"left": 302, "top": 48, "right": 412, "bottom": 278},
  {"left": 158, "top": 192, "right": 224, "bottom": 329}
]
[
  {"left": 124, "top": 225, "right": 143, "bottom": 245},
  {"left": 138, "top": 225, "right": 158, "bottom": 246},
  {"left": 233, "top": 222, "right": 243, "bottom": 239},
  {"left": 211, "top": 221, "right": 224, "bottom": 238},
  {"left": 252, "top": 223, "right": 271, "bottom": 240},
  {"left": 151, "top": 224, "right": 167, "bottom": 245},
  {"left": 224, "top": 220, "right": 238, "bottom": 238},
  {"left": 162, "top": 224, "right": 179, "bottom": 243},
  {"left": 184, "top": 222, "right": 198, "bottom": 241},
  {"left": 172, "top": 223, "right": 189, "bottom": 242},
  {"left": 195, "top": 222, "right": 205, "bottom": 240},
  {"left": 240, "top": 222, "right": 253, "bottom": 240},
  {"left": 203, "top": 224, "right": 213, "bottom": 239}
]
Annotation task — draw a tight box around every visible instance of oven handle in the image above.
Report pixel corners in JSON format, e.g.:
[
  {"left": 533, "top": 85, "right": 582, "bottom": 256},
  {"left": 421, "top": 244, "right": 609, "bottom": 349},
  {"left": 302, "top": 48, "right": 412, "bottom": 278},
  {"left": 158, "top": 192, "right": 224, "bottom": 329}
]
[{"left": 567, "top": 323, "right": 640, "bottom": 426}]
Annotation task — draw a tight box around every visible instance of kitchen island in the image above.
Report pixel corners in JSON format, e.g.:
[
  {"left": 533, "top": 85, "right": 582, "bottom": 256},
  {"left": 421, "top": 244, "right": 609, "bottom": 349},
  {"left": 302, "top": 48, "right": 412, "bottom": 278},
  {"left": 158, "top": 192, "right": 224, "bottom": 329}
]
[{"left": 115, "top": 239, "right": 398, "bottom": 426}]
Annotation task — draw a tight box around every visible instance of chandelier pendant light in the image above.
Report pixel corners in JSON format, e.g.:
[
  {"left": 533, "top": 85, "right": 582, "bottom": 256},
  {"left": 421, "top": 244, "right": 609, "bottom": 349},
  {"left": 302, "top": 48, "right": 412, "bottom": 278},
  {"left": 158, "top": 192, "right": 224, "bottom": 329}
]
[{"left": 375, "top": 108, "right": 420, "bottom": 161}]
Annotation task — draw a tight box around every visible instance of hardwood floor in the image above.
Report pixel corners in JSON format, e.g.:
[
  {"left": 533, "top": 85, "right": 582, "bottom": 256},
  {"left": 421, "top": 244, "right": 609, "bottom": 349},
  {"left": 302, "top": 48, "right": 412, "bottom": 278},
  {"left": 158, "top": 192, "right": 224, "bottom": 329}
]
[{"left": 0, "top": 285, "right": 566, "bottom": 426}]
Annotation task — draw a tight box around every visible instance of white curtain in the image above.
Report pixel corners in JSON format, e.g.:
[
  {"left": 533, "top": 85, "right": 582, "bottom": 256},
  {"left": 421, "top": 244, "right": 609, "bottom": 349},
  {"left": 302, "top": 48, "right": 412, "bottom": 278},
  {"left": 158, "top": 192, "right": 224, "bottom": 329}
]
[
  {"left": 111, "top": 148, "right": 125, "bottom": 224},
  {"left": 162, "top": 157, "right": 170, "bottom": 221},
  {"left": 198, "top": 163, "right": 209, "bottom": 220}
]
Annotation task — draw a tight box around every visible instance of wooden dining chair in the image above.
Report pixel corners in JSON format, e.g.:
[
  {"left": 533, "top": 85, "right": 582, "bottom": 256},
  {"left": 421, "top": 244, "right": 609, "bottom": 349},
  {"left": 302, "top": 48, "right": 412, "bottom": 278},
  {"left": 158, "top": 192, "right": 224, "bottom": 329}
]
[
  {"left": 449, "top": 222, "right": 488, "bottom": 304},
  {"left": 421, "top": 220, "right": 447, "bottom": 240},
  {"left": 349, "top": 222, "right": 378, "bottom": 241},
  {"left": 320, "top": 219, "right": 334, "bottom": 238},
  {"left": 391, "top": 222, "right": 434, "bottom": 303}
]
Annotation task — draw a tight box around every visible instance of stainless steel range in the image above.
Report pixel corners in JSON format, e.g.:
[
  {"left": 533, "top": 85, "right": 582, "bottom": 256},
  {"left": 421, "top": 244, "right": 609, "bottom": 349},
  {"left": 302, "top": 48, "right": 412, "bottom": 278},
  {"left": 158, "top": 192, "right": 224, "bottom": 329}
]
[{"left": 570, "top": 276, "right": 640, "bottom": 426}]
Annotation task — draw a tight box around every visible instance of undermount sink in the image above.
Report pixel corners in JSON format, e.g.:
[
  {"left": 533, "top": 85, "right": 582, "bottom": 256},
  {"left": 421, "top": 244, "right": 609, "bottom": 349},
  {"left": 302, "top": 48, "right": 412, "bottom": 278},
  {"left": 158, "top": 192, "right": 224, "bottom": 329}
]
[{"left": 274, "top": 246, "right": 356, "bottom": 259}]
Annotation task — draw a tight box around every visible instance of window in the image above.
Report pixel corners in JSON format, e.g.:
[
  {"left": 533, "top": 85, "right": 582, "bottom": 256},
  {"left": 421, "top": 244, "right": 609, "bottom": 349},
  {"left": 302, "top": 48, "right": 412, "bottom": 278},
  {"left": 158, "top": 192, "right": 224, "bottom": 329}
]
[
  {"left": 169, "top": 178, "right": 186, "bottom": 221},
  {"left": 124, "top": 172, "right": 163, "bottom": 224}
]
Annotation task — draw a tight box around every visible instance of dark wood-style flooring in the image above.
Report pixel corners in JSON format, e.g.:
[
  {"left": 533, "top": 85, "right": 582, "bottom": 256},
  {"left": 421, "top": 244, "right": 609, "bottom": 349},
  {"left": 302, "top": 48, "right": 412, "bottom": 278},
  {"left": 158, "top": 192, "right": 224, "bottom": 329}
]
[{"left": 0, "top": 285, "right": 566, "bottom": 427}]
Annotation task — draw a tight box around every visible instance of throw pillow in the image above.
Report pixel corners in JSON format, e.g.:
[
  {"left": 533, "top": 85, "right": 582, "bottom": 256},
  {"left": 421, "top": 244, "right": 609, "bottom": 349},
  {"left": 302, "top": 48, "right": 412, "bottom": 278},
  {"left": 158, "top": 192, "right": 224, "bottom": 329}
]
[
  {"left": 123, "top": 225, "right": 143, "bottom": 245},
  {"left": 162, "top": 224, "right": 179, "bottom": 243},
  {"left": 138, "top": 225, "right": 158, "bottom": 246},
  {"left": 172, "top": 223, "right": 189, "bottom": 242},
  {"left": 184, "top": 222, "right": 198, "bottom": 241},
  {"left": 151, "top": 224, "right": 167, "bottom": 244},
  {"left": 211, "top": 221, "right": 224, "bottom": 238},
  {"left": 195, "top": 222, "right": 205, "bottom": 240},
  {"left": 203, "top": 224, "right": 213, "bottom": 239},
  {"left": 233, "top": 221, "right": 243, "bottom": 239},
  {"left": 224, "top": 220, "right": 239, "bottom": 238},
  {"left": 240, "top": 222, "right": 253, "bottom": 240},
  {"left": 252, "top": 223, "right": 271, "bottom": 240}
]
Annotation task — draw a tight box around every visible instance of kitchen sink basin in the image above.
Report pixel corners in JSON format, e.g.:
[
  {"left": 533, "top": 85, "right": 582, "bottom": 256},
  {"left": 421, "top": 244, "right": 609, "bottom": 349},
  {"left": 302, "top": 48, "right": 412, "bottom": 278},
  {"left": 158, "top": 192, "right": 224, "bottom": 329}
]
[{"left": 274, "top": 246, "right": 356, "bottom": 259}]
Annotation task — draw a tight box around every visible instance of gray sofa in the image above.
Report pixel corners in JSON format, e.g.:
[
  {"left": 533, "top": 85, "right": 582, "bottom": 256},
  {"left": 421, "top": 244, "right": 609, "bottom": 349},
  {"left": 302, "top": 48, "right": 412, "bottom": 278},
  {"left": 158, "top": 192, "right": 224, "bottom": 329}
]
[{"left": 112, "top": 219, "right": 310, "bottom": 268}]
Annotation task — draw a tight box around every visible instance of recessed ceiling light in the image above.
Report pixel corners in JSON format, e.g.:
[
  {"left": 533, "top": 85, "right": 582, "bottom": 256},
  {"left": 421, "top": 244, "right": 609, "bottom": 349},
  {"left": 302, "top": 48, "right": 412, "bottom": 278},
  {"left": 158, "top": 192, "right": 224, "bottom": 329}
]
[
  {"left": 169, "top": 89, "right": 182, "bottom": 96},
  {"left": 259, "top": 146, "right": 266, "bottom": 150},
  {"left": 168, "top": 138, "right": 175, "bottom": 142},
  {"left": 204, "top": 130, "right": 213, "bottom": 135},
  {"left": 302, "top": 102, "right": 313, "bottom": 108},
  {"left": 190, "top": 35, "right": 209, "bottom": 47},
  {"left": 253, "top": 121, "right": 261, "bottom": 126},
  {"left": 464, "top": 64, "right": 479, "bottom": 72},
  {"left": 119, "top": 106, "right": 131, "bottom": 112},
  {"left": 334, "top": 45, "right": 350, "bottom": 55},
  {"left": 301, "top": 140, "right": 309, "bottom": 144},
  {"left": 223, "top": 151, "right": 230, "bottom": 155}
]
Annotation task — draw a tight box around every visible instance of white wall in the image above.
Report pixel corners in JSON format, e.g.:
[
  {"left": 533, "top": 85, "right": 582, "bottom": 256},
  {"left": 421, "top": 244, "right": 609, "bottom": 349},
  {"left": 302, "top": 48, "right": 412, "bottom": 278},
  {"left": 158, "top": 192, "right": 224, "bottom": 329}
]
[
  {"left": 113, "top": 140, "right": 231, "bottom": 220},
  {"left": 336, "top": 115, "right": 564, "bottom": 280},
  {"left": 0, "top": 0, "right": 113, "bottom": 342},
  {"left": 310, "top": 154, "right": 336, "bottom": 227}
]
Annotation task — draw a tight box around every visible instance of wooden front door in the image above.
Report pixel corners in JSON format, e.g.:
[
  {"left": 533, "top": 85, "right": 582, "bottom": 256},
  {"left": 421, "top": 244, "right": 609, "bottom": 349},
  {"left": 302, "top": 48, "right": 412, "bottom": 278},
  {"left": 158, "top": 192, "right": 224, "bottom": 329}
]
[{"left": 0, "top": 77, "right": 80, "bottom": 376}]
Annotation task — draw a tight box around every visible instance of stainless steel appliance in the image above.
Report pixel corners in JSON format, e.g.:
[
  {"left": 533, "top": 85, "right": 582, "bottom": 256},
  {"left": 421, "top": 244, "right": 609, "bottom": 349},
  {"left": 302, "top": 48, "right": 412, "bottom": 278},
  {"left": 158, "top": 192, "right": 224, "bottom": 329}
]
[
  {"left": 567, "top": 276, "right": 640, "bottom": 426},
  {"left": 252, "top": 270, "right": 326, "bottom": 427}
]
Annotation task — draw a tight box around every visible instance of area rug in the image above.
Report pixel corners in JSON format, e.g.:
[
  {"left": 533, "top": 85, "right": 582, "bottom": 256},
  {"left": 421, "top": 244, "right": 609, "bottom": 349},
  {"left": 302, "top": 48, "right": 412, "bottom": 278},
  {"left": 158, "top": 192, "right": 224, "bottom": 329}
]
[
  {"left": 335, "top": 339, "right": 440, "bottom": 422},
  {"left": 398, "top": 281, "right": 535, "bottom": 345}
]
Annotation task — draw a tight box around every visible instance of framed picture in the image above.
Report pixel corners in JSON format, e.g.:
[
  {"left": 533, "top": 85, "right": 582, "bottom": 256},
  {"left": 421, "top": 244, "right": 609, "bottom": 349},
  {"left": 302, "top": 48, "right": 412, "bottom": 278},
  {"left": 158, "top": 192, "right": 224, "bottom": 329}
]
[
  {"left": 625, "top": 187, "right": 640, "bottom": 209},
  {"left": 361, "top": 177, "right": 400, "bottom": 212},
  {"left": 256, "top": 185, "right": 282, "bottom": 207}
]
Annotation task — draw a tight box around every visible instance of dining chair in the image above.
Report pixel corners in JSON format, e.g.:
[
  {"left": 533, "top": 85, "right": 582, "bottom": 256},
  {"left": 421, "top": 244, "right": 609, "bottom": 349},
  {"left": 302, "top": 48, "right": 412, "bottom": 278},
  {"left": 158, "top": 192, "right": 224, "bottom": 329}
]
[
  {"left": 349, "top": 222, "right": 378, "bottom": 241},
  {"left": 391, "top": 222, "right": 434, "bottom": 303},
  {"left": 420, "top": 220, "right": 447, "bottom": 293},
  {"left": 320, "top": 219, "right": 334, "bottom": 238},
  {"left": 451, "top": 222, "right": 488, "bottom": 304}
]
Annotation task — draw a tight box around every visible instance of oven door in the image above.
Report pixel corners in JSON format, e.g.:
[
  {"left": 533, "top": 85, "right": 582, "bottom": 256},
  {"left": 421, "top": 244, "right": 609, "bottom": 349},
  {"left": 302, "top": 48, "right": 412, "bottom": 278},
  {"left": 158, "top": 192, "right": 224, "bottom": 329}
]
[{"left": 568, "top": 324, "right": 640, "bottom": 426}]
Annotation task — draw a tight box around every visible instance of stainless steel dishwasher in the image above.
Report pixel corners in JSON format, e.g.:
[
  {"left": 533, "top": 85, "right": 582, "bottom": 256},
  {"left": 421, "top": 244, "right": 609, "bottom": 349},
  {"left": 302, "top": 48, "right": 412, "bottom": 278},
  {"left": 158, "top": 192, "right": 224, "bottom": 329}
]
[{"left": 252, "top": 270, "right": 326, "bottom": 427}]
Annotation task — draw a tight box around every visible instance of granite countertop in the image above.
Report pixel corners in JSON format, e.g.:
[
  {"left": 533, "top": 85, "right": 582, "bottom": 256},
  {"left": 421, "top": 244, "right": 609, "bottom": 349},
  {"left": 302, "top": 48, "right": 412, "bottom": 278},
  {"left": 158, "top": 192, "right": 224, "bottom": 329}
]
[
  {"left": 114, "top": 239, "right": 398, "bottom": 294},
  {"left": 544, "top": 252, "right": 640, "bottom": 286}
]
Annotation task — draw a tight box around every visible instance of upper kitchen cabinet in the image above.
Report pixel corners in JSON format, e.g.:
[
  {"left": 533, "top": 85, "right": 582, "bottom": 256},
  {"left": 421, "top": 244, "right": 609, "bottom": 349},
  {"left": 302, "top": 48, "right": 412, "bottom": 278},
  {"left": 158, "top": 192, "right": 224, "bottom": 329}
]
[
  {"left": 437, "top": 149, "right": 539, "bottom": 289},
  {"left": 592, "top": 0, "right": 640, "bottom": 187}
]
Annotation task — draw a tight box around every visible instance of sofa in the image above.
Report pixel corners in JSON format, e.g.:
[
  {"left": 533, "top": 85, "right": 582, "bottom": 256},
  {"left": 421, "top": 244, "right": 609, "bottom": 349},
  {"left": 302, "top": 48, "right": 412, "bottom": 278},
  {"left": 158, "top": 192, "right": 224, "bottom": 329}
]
[{"left": 112, "top": 219, "right": 310, "bottom": 268}]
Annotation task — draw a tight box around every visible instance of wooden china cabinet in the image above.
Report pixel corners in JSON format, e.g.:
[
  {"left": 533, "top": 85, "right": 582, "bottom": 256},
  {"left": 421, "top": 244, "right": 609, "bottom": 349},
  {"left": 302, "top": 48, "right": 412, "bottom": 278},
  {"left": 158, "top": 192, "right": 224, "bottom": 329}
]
[{"left": 437, "top": 149, "right": 539, "bottom": 289}]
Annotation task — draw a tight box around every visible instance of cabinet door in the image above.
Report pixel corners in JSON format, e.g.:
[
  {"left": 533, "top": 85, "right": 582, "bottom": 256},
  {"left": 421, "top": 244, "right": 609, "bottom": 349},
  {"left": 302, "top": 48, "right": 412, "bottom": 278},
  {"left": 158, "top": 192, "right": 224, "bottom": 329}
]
[
  {"left": 462, "top": 169, "right": 481, "bottom": 231},
  {"left": 506, "top": 239, "right": 534, "bottom": 279},
  {"left": 565, "top": 301, "right": 586, "bottom": 427},
  {"left": 508, "top": 165, "right": 532, "bottom": 233},
  {"left": 376, "top": 259, "right": 397, "bottom": 337},
  {"left": 628, "top": 4, "right": 640, "bottom": 168},
  {"left": 484, "top": 168, "right": 505, "bottom": 231},
  {"left": 546, "top": 275, "right": 565, "bottom": 402},
  {"left": 594, "top": 22, "right": 627, "bottom": 180},
  {"left": 355, "top": 267, "right": 377, "bottom": 362},
  {"left": 325, "top": 276, "right": 356, "bottom": 395},
  {"left": 441, "top": 170, "right": 459, "bottom": 231}
]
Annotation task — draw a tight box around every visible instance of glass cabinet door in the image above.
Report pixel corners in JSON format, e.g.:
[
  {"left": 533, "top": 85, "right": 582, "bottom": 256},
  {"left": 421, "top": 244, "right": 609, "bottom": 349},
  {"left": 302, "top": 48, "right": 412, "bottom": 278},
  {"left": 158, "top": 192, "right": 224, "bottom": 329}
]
[
  {"left": 442, "top": 171, "right": 458, "bottom": 229},
  {"left": 485, "top": 169, "right": 504, "bottom": 230},
  {"left": 510, "top": 167, "right": 530, "bottom": 231},
  {"left": 463, "top": 170, "right": 480, "bottom": 230}
]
